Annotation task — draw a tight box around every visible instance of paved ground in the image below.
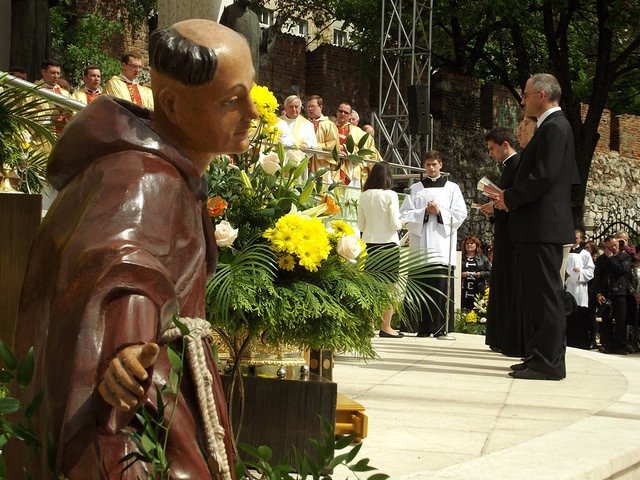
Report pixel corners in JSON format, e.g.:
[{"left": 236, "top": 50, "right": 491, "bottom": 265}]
[{"left": 332, "top": 333, "right": 640, "bottom": 479}]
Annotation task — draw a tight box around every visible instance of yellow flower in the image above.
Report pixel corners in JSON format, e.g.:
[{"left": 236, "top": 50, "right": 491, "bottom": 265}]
[
  {"left": 465, "top": 311, "right": 478, "bottom": 323},
  {"left": 330, "top": 220, "right": 355, "bottom": 237},
  {"left": 277, "top": 254, "right": 296, "bottom": 271},
  {"left": 264, "top": 213, "right": 331, "bottom": 272}
]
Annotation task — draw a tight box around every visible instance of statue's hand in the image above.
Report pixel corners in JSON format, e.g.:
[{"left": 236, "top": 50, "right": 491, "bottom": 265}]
[{"left": 98, "top": 343, "right": 159, "bottom": 412}]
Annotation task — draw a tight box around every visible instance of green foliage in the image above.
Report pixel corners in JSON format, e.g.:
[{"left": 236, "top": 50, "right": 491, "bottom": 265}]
[
  {"left": 235, "top": 416, "right": 389, "bottom": 480},
  {"left": 50, "top": 2, "right": 125, "bottom": 87},
  {"left": 0, "top": 75, "right": 57, "bottom": 193},
  {"left": 0, "top": 340, "right": 43, "bottom": 480},
  {"left": 121, "top": 319, "right": 189, "bottom": 479}
]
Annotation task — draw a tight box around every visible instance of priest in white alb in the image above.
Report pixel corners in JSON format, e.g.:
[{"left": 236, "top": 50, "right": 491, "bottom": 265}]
[{"left": 400, "top": 150, "right": 468, "bottom": 337}]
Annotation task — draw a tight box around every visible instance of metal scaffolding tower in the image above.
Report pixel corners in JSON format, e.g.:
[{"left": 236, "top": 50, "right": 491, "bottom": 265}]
[{"left": 375, "top": 0, "right": 434, "bottom": 169}]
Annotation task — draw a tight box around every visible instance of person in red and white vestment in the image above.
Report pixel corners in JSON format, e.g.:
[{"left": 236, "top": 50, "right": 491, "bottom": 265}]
[
  {"left": 71, "top": 66, "right": 102, "bottom": 105},
  {"left": 104, "top": 53, "right": 154, "bottom": 109}
]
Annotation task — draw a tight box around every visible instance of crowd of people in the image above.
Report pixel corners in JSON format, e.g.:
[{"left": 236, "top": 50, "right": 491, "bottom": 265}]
[
  {"left": 8, "top": 51, "right": 639, "bottom": 391},
  {"left": 8, "top": 57, "right": 381, "bottom": 191}
]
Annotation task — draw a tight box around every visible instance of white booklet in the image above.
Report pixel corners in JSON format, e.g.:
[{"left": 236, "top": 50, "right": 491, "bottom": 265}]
[{"left": 477, "top": 176, "right": 501, "bottom": 196}]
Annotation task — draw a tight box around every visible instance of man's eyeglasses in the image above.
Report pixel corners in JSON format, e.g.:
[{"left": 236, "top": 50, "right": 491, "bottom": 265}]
[
  {"left": 127, "top": 64, "right": 143, "bottom": 69},
  {"left": 522, "top": 90, "right": 541, "bottom": 99},
  {"left": 337, "top": 109, "right": 351, "bottom": 114}
]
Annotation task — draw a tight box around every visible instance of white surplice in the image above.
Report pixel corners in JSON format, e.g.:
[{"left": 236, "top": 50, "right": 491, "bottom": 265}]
[{"left": 399, "top": 178, "right": 468, "bottom": 265}]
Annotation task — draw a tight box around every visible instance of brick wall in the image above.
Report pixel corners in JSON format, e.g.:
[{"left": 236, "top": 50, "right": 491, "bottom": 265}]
[
  {"left": 614, "top": 114, "right": 640, "bottom": 159},
  {"left": 305, "top": 43, "right": 372, "bottom": 115},
  {"left": 258, "top": 33, "right": 307, "bottom": 103},
  {"left": 431, "top": 71, "right": 481, "bottom": 131},
  {"left": 581, "top": 104, "right": 612, "bottom": 152}
]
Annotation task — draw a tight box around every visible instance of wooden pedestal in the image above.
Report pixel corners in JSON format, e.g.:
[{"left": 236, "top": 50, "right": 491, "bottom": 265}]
[
  {"left": 222, "top": 370, "right": 337, "bottom": 464},
  {"left": 0, "top": 194, "right": 41, "bottom": 347}
]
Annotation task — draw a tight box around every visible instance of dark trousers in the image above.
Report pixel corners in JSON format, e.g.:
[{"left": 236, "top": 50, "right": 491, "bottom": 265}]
[
  {"left": 566, "top": 306, "right": 590, "bottom": 349},
  {"left": 601, "top": 295, "right": 627, "bottom": 349},
  {"left": 406, "top": 264, "right": 454, "bottom": 335},
  {"left": 514, "top": 243, "right": 566, "bottom": 378}
]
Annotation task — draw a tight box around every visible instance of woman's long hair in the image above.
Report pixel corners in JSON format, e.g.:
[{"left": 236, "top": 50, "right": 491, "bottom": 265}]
[{"left": 363, "top": 162, "right": 393, "bottom": 191}]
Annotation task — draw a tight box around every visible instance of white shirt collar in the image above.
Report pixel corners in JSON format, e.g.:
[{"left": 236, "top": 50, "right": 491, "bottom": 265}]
[
  {"left": 537, "top": 106, "right": 562, "bottom": 127},
  {"left": 119, "top": 74, "right": 138, "bottom": 84},
  {"left": 502, "top": 152, "right": 517, "bottom": 166}
]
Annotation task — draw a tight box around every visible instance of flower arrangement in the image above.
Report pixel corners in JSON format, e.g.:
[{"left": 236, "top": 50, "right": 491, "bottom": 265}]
[
  {"left": 204, "top": 85, "right": 442, "bottom": 363},
  {"left": 455, "top": 288, "right": 489, "bottom": 335}
]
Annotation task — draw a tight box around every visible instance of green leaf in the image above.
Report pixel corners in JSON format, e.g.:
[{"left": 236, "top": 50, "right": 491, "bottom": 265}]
[
  {"left": 347, "top": 154, "right": 364, "bottom": 164},
  {"left": 350, "top": 458, "right": 376, "bottom": 472},
  {"left": 367, "top": 473, "right": 391, "bottom": 480},
  {"left": 0, "top": 341, "right": 17, "bottom": 370},
  {"left": 17, "top": 347, "right": 35, "bottom": 387},
  {"left": 298, "top": 178, "right": 316, "bottom": 204},
  {"left": 343, "top": 441, "right": 362, "bottom": 464},
  {"left": 173, "top": 316, "right": 190, "bottom": 336},
  {"left": 346, "top": 134, "right": 355, "bottom": 154},
  {"left": 334, "top": 434, "right": 355, "bottom": 450},
  {"left": 257, "top": 445, "right": 273, "bottom": 461},
  {"left": 0, "top": 397, "right": 21, "bottom": 414},
  {"left": 167, "top": 346, "right": 183, "bottom": 374},
  {"left": 357, "top": 148, "right": 375, "bottom": 157},
  {"left": 277, "top": 142, "right": 286, "bottom": 162},
  {"left": 357, "top": 133, "right": 370, "bottom": 150},
  {"left": 25, "top": 390, "right": 44, "bottom": 419}
]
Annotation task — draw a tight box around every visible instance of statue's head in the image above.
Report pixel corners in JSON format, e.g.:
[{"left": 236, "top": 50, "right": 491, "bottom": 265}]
[{"left": 149, "top": 20, "right": 258, "bottom": 173}]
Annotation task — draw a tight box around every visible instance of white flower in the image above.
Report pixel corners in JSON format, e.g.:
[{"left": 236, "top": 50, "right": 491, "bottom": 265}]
[
  {"left": 258, "top": 151, "right": 280, "bottom": 175},
  {"left": 479, "top": 317, "right": 487, "bottom": 324},
  {"left": 285, "top": 149, "right": 305, "bottom": 167},
  {"left": 215, "top": 220, "right": 238, "bottom": 248},
  {"left": 336, "top": 234, "right": 362, "bottom": 261}
]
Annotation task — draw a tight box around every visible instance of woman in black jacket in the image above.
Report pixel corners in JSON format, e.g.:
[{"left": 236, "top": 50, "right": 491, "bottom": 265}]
[{"left": 460, "top": 236, "right": 492, "bottom": 310}]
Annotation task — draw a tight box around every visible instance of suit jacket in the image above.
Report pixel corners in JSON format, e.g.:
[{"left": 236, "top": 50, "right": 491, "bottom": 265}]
[
  {"left": 494, "top": 153, "right": 520, "bottom": 225},
  {"left": 504, "top": 110, "right": 580, "bottom": 244}
]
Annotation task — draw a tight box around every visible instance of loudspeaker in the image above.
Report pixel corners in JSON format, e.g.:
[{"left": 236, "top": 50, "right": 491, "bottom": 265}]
[{"left": 408, "top": 84, "right": 430, "bottom": 135}]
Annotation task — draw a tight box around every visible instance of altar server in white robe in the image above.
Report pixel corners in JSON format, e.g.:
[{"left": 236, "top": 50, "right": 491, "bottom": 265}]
[
  {"left": 400, "top": 150, "right": 468, "bottom": 336},
  {"left": 564, "top": 229, "right": 595, "bottom": 349}
]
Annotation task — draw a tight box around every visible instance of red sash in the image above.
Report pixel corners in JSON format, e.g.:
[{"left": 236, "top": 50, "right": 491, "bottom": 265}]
[
  {"left": 126, "top": 82, "right": 143, "bottom": 106},
  {"left": 337, "top": 124, "right": 351, "bottom": 185}
]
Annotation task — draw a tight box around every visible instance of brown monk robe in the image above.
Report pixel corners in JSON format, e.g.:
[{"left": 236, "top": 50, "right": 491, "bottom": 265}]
[{"left": 8, "top": 20, "right": 258, "bottom": 479}]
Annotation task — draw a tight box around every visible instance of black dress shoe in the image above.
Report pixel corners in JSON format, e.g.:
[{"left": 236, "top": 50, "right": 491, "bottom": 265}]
[
  {"left": 379, "top": 330, "right": 404, "bottom": 338},
  {"left": 508, "top": 368, "right": 564, "bottom": 381},
  {"left": 510, "top": 361, "right": 529, "bottom": 371},
  {"left": 416, "top": 332, "right": 431, "bottom": 337}
]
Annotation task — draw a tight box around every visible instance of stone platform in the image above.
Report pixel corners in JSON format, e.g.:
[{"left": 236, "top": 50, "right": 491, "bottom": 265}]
[{"left": 332, "top": 333, "right": 640, "bottom": 479}]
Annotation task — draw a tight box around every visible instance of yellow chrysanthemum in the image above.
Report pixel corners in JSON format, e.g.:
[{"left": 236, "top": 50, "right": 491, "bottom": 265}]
[
  {"left": 264, "top": 213, "right": 331, "bottom": 272},
  {"left": 251, "top": 84, "right": 279, "bottom": 122},
  {"left": 465, "top": 311, "right": 478, "bottom": 323},
  {"left": 331, "top": 220, "right": 355, "bottom": 237},
  {"left": 277, "top": 254, "right": 296, "bottom": 271}
]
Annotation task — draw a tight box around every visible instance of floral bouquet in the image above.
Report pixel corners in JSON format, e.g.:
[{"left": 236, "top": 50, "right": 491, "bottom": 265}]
[
  {"left": 204, "top": 85, "right": 444, "bottom": 365},
  {"left": 455, "top": 288, "right": 489, "bottom": 335}
]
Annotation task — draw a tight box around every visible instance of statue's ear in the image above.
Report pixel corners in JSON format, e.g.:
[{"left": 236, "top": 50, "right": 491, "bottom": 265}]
[{"left": 156, "top": 87, "right": 180, "bottom": 125}]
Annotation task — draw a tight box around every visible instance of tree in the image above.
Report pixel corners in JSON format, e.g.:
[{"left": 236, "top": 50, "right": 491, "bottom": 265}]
[{"left": 262, "top": 0, "right": 640, "bottom": 224}]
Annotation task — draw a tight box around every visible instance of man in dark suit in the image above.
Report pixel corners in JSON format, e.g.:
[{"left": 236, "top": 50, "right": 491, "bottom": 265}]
[
  {"left": 489, "top": 73, "right": 580, "bottom": 380},
  {"left": 480, "top": 128, "right": 521, "bottom": 356}
]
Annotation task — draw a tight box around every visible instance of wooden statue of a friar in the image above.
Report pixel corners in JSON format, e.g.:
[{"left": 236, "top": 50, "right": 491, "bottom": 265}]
[{"left": 8, "top": 19, "right": 258, "bottom": 479}]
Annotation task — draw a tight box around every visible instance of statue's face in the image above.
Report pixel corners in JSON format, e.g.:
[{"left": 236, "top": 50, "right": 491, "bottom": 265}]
[{"left": 173, "top": 40, "right": 259, "bottom": 156}]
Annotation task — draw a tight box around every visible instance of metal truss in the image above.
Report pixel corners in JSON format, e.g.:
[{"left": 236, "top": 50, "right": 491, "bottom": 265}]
[{"left": 375, "top": 0, "right": 433, "bottom": 170}]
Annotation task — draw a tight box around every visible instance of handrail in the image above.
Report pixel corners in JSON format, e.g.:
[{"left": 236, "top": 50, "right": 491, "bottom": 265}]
[
  {"left": 0, "top": 71, "right": 428, "bottom": 176},
  {"left": 0, "top": 71, "right": 86, "bottom": 113}
]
